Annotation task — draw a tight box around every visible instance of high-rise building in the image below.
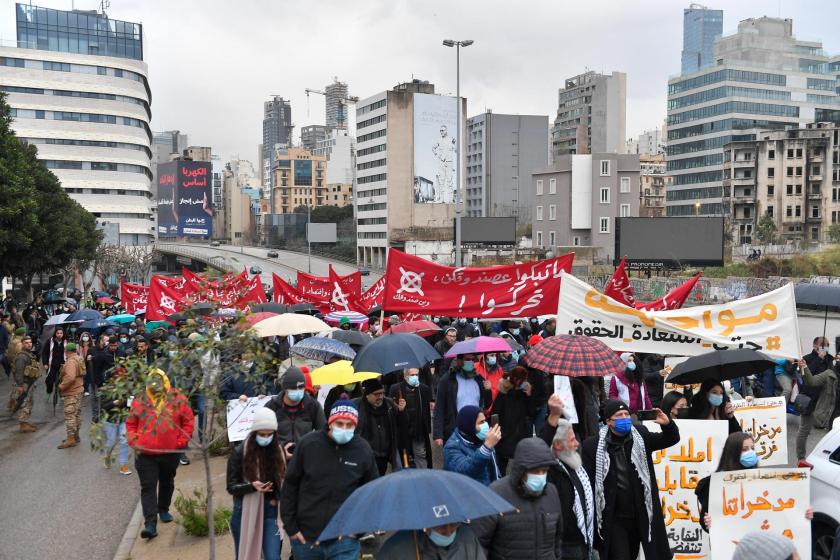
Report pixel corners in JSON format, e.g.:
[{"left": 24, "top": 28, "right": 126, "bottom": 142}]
[
  {"left": 1, "top": 3, "right": 153, "bottom": 245},
  {"left": 262, "top": 96, "right": 292, "bottom": 195},
  {"left": 271, "top": 147, "right": 328, "bottom": 214},
  {"left": 550, "top": 71, "right": 626, "bottom": 159},
  {"left": 325, "top": 78, "right": 349, "bottom": 129},
  {"left": 301, "top": 124, "right": 332, "bottom": 151},
  {"left": 681, "top": 4, "right": 723, "bottom": 75},
  {"left": 151, "top": 130, "right": 188, "bottom": 199},
  {"left": 465, "top": 112, "right": 549, "bottom": 225},
  {"left": 354, "top": 79, "right": 465, "bottom": 268},
  {"left": 666, "top": 17, "right": 840, "bottom": 217}
]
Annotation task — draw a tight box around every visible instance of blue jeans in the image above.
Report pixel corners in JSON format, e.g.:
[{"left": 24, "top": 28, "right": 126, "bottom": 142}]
[
  {"left": 290, "top": 537, "right": 360, "bottom": 560},
  {"left": 533, "top": 403, "right": 548, "bottom": 437},
  {"left": 192, "top": 393, "right": 207, "bottom": 443},
  {"left": 230, "top": 499, "right": 282, "bottom": 560},
  {"left": 104, "top": 421, "right": 129, "bottom": 466}
]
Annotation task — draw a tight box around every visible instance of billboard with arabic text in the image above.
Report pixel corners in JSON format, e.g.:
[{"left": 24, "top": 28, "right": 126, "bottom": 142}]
[{"left": 178, "top": 161, "right": 213, "bottom": 237}]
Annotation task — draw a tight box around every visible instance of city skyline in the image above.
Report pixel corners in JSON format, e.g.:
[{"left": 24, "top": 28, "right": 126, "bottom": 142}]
[{"left": 1, "top": 0, "right": 839, "bottom": 163}]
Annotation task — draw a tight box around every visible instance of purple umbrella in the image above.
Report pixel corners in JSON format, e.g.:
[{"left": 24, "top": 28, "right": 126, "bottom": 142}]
[{"left": 445, "top": 335, "right": 513, "bottom": 358}]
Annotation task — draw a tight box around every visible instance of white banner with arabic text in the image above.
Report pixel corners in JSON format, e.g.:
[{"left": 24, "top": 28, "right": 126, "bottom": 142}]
[
  {"left": 732, "top": 397, "right": 788, "bottom": 466},
  {"left": 226, "top": 396, "right": 272, "bottom": 442}
]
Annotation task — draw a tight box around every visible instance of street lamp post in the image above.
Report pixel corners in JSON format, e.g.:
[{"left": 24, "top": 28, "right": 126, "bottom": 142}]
[{"left": 443, "top": 39, "right": 473, "bottom": 267}]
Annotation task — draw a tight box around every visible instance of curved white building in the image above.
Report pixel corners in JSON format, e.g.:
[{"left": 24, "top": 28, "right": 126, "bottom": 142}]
[{"left": 0, "top": 4, "right": 153, "bottom": 245}]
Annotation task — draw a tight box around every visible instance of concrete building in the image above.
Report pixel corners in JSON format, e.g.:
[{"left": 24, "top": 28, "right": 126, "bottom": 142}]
[
  {"left": 151, "top": 130, "right": 188, "bottom": 198},
  {"left": 465, "top": 112, "right": 549, "bottom": 227},
  {"left": 666, "top": 17, "right": 840, "bottom": 217},
  {"left": 183, "top": 145, "right": 211, "bottom": 162},
  {"left": 532, "top": 153, "right": 640, "bottom": 262},
  {"left": 301, "top": 124, "right": 332, "bottom": 152},
  {"left": 271, "top": 147, "right": 327, "bottom": 214},
  {"left": 325, "top": 78, "right": 349, "bottom": 129},
  {"left": 681, "top": 4, "right": 724, "bottom": 75},
  {"left": 723, "top": 122, "right": 840, "bottom": 245},
  {"left": 639, "top": 154, "right": 668, "bottom": 217},
  {"left": 550, "top": 71, "right": 626, "bottom": 159},
  {"left": 219, "top": 159, "right": 261, "bottom": 244},
  {"left": 354, "top": 79, "right": 465, "bottom": 268},
  {"left": 262, "top": 96, "right": 292, "bottom": 190},
  {"left": 1, "top": 3, "right": 153, "bottom": 245},
  {"left": 313, "top": 129, "right": 355, "bottom": 208}
]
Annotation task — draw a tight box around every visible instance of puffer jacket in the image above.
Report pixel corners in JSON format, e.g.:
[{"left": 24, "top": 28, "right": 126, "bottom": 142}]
[
  {"left": 443, "top": 431, "right": 500, "bottom": 486},
  {"left": 264, "top": 391, "right": 326, "bottom": 446},
  {"left": 125, "top": 372, "right": 195, "bottom": 455},
  {"left": 473, "top": 438, "right": 563, "bottom": 559}
]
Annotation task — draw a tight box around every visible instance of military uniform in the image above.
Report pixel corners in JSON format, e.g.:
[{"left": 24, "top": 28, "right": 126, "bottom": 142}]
[
  {"left": 58, "top": 353, "right": 85, "bottom": 448},
  {"left": 10, "top": 347, "right": 40, "bottom": 431}
]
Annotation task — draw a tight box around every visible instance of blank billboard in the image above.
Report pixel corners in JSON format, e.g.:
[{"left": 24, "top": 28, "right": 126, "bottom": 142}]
[
  {"left": 307, "top": 223, "right": 337, "bottom": 243},
  {"left": 615, "top": 217, "right": 724, "bottom": 267},
  {"left": 460, "top": 217, "right": 517, "bottom": 245}
]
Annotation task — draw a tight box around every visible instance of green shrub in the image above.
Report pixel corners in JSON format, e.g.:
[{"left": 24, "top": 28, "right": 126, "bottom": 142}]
[{"left": 173, "top": 488, "right": 231, "bottom": 536}]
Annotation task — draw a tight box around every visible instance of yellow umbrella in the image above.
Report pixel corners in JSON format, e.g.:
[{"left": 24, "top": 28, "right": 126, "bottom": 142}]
[{"left": 310, "top": 360, "right": 380, "bottom": 386}]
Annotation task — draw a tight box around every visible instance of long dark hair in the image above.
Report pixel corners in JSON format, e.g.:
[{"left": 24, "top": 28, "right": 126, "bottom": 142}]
[
  {"left": 716, "top": 431, "right": 754, "bottom": 472},
  {"left": 243, "top": 432, "right": 286, "bottom": 483},
  {"left": 688, "top": 379, "right": 728, "bottom": 419},
  {"left": 660, "top": 391, "right": 687, "bottom": 419}
]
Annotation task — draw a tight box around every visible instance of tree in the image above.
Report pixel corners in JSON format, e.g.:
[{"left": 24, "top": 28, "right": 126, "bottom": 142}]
[
  {"left": 754, "top": 214, "right": 778, "bottom": 245},
  {"left": 829, "top": 224, "right": 840, "bottom": 244}
]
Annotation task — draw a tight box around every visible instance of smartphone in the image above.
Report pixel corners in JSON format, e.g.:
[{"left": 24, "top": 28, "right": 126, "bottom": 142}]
[
  {"left": 637, "top": 409, "right": 657, "bottom": 421},
  {"left": 675, "top": 408, "right": 691, "bottom": 419},
  {"left": 490, "top": 414, "right": 500, "bottom": 427}
]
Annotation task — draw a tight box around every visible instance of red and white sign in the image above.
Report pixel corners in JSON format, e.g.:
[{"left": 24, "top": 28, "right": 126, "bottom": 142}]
[
  {"left": 120, "top": 280, "right": 148, "bottom": 314},
  {"left": 145, "top": 274, "right": 267, "bottom": 321},
  {"left": 272, "top": 273, "right": 307, "bottom": 305},
  {"left": 604, "top": 258, "right": 636, "bottom": 307},
  {"left": 296, "top": 270, "right": 361, "bottom": 304},
  {"left": 604, "top": 258, "right": 701, "bottom": 311},
  {"left": 382, "top": 249, "right": 575, "bottom": 318}
]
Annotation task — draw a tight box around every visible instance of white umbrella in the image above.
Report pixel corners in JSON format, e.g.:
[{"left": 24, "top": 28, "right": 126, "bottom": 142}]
[
  {"left": 45, "top": 313, "right": 70, "bottom": 326},
  {"left": 252, "top": 313, "right": 330, "bottom": 338}
]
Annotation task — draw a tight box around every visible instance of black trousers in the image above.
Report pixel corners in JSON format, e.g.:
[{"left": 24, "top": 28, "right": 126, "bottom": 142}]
[
  {"left": 136, "top": 453, "right": 181, "bottom": 523},
  {"left": 607, "top": 516, "right": 641, "bottom": 560}
]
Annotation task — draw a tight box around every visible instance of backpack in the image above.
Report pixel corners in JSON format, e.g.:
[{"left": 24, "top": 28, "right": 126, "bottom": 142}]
[{"left": 6, "top": 336, "right": 22, "bottom": 364}]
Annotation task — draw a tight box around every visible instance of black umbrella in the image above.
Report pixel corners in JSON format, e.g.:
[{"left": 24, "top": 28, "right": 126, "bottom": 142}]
[
  {"left": 251, "top": 302, "right": 290, "bottom": 313},
  {"left": 291, "top": 302, "right": 318, "bottom": 315},
  {"left": 167, "top": 312, "right": 187, "bottom": 323},
  {"left": 665, "top": 349, "right": 777, "bottom": 386},
  {"left": 331, "top": 329, "right": 373, "bottom": 348},
  {"left": 351, "top": 333, "right": 440, "bottom": 374},
  {"left": 189, "top": 302, "right": 215, "bottom": 316},
  {"left": 794, "top": 283, "right": 840, "bottom": 336}
]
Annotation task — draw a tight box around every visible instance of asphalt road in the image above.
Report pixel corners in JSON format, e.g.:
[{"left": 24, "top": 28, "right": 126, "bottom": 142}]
[{"left": 0, "top": 372, "right": 139, "bottom": 560}]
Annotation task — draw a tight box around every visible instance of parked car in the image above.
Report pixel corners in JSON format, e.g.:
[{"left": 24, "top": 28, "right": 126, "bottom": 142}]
[
  {"left": 249, "top": 266, "right": 263, "bottom": 275},
  {"left": 210, "top": 240, "right": 221, "bottom": 247},
  {"left": 267, "top": 251, "right": 279, "bottom": 258},
  {"left": 358, "top": 266, "right": 370, "bottom": 276},
  {"left": 802, "top": 417, "right": 840, "bottom": 560}
]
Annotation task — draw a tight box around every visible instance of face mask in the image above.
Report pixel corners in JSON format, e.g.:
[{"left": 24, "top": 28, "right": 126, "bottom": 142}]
[
  {"left": 286, "top": 389, "right": 305, "bottom": 403},
  {"left": 486, "top": 356, "right": 497, "bottom": 366},
  {"left": 511, "top": 351, "right": 520, "bottom": 362},
  {"left": 343, "top": 383, "right": 357, "bottom": 391},
  {"left": 428, "top": 528, "right": 457, "bottom": 547},
  {"left": 462, "top": 360, "right": 475, "bottom": 373},
  {"left": 525, "top": 473, "right": 548, "bottom": 494},
  {"left": 708, "top": 393, "right": 724, "bottom": 408},
  {"left": 459, "top": 318, "right": 467, "bottom": 324},
  {"left": 120, "top": 337, "right": 128, "bottom": 344},
  {"left": 330, "top": 426, "right": 354, "bottom": 445},
  {"left": 476, "top": 422, "right": 490, "bottom": 441},
  {"left": 740, "top": 450, "right": 759, "bottom": 468},
  {"left": 255, "top": 434, "right": 274, "bottom": 447},
  {"left": 81, "top": 336, "right": 90, "bottom": 342},
  {"left": 626, "top": 362, "right": 636, "bottom": 371},
  {"left": 612, "top": 417, "right": 632, "bottom": 435},
  {"left": 512, "top": 328, "right": 520, "bottom": 336},
  {"left": 406, "top": 375, "right": 420, "bottom": 387}
]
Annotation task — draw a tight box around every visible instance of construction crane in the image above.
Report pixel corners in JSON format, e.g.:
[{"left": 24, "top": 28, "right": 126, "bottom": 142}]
[{"left": 304, "top": 87, "right": 359, "bottom": 131}]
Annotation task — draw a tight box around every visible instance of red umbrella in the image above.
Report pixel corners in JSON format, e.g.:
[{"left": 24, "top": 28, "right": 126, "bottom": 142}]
[
  {"left": 523, "top": 334, "right": 624, "bottom": 377},
  {"left": 239, "top": 311, "right": 278, "bottom": 328},
  {"left": 387, "top": 320, "right": 441, "bottom": 338},
  {"left": 96, "top": 296, "right": 115, "bottom": 304}
]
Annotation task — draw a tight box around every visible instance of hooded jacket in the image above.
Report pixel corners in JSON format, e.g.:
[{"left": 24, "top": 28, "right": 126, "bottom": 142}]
[
  {"left": 377, "top": 526, "right": 487, "bottom": 560},
  {"left": 265, "top": 391, "right": 326, "bottom": 446},
  {"left": 473, "top": 438, "right": 563, "bottom": 560},
  {"left": 125, "top": 372, "right": 195, "bottom": 455},
  {"left": 489, "top": 377, "right": 537, "bottom": 459}
]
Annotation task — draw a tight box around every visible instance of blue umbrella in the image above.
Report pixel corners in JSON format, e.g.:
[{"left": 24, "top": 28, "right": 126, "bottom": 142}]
[
  {"left": 79, "top": 318, "right": 111, "bottom": 331},
  {"left": 351, "top": 333, "right": 439, "bottom": 373},
  {"left": 65, "top": 308, "right": 103, "bottom": 322},
  {"left": 319, "top": 469, "right": 515, "bottom": 541},
  {"left": 290, "top": 337, "right": 356, "bottom": 362},
  {"left": 106, "top": 313, "right": 136, "bottom": 324}
]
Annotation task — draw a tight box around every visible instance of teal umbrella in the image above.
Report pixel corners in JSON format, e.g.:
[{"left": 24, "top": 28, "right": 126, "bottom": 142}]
[{"left": 106, "top": 313, "right": 136, "bottom": 324}]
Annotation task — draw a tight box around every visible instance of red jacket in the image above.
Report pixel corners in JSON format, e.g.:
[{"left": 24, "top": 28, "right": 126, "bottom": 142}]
[{"left": 126, "top": 384, "right": 195, "bottom": 455}]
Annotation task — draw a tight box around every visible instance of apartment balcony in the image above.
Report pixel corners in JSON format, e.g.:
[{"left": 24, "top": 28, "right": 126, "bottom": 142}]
[
  {"left": 732, "top": 158, "right": 755, "bottom": 168},
  {"left": 810, "top": 153, "right": 824, "bottom": 163},
  {"left": 729, "top": 176, "right": 755, "bottom": 186},
  {"left": 733, "top": 194, "right": 756, "bottom": 204},
  {"left": 809, "top": 173, "right": 824, "bottom": 182},
  {"left": 807, "top": 214, "right": 823, "bottom": 222},
  {"left": 733, "top": 216, "right": 755, "bottom": 224},
  {"left": 808, "top": 190, "right": 823, "bottom": 200}
]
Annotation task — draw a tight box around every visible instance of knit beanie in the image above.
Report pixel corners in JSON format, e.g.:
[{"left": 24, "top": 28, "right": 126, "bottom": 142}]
[
  {"left": 456, "top": 405, "right": 483, "bottom": 444},
  {"left": 328, "top": 399, "right": 358, "bottom": 426},
  {"left": 251, "top": 407, "right": 278, "bottom": 432},
  {"left": 732, "top": 532, "right": 797, "bottom": 560},
  {"left": 603, "top": 399, "right": 630, "bottom": 420},
  {"left": 339, "top": 316, "right": 350, "bottom": 326},
  {"left": 281, "top": 366, "right": 306, "bottom": 390},
  {"left": 362, "top": 378, "right": 384, "bottom": 395}
]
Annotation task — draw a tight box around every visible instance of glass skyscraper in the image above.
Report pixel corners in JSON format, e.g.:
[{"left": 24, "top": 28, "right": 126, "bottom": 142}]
[{"left": 681, "top": 5, "right": 723, "bottom": 75}]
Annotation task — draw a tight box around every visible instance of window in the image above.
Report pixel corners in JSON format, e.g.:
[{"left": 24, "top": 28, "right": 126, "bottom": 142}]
[
  {"left": 620, "top": 177, "right": 631, "bottom": 193},
  {"left": 549, "top": 231, "right": 556, "bottom": 247},
  {"left": 768, "top": 149, "right": 775, "bottom": 160},
  {"left": 787, "top": 149, "right": 794, "bottom": 159},
  {"left": 599, "top": 217, "right": 610, "bottom": 234},
  {"left": 549, "top": 178, "right": 557, "bottom": 194},
  {"left": 796, "top": 185, "right": 802, "bottom": 196},
  {"left": 786, "top": 185, "right": 793, "bottom": 196},
  {"left": 536, "top": 206, "right": 543, "bottom": 221},
  {"left": 620, "top": 204, "right": 630, "bottom": 217},
  {"left": 536, "top": 179, "right": 543, "bottom": 195},
  {"left": 786, "top": 206, "right": 792, "bottom": 217},
  {"left": 796, "top": 148, "right": 803, "bottom": 158},
  {"left": 795, "top": 205, "right": 801, "bottom": 217},
  {"left": 767, "top": 206, "right": 774, "bottom": 217},
  {"left": 787, "top": 167, "right": 794, "bottom": 177},
  {"left": 600, "top": 160, "right": 610, "bottom": 176},
  {"left": 549, "top": 204, "right": 556, "bottom": 220},
  {"left": 572, "top": 236, "right": 581, "bottom": 246},
  {"left": 767, "top": 168, "right": 775, "bottom": 178},
  {"left": 768, "top": 185, "right": 775, "bottom": 196},
  {"left": 600, "top": 187, "right": 610, "bottom": 204},
  {"left": 812, "top": 206, "right": 820, "bottom": 218},
  {"left": 796, "top": 167, "right": 803, "bottom": 176},
  {"left": 536, "top": 231, "right": 543, "bottom": 247}
]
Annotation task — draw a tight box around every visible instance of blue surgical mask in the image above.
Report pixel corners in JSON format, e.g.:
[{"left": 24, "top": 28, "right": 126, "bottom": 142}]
[
  {"left": 330, "top": 426, "right": 354, "bottom": 445},
  {"left": 525, "top": 473, "right": 548, "bottom": 494},
  {"left": 740, "top": 450, "right": 759, "bottom": 468},
  {"left": 486, "top": 356, "right": 497, "bottom": 366},
  {"left": 428, "top": 528, "right": 457, "bottom": 547},
  {"left": 120, "top": 337, "right": 128, "bottom": 344},
  {"left": 286, "top": 389, "right": 305, "bottom": 403},
  {"left": 255, "top": 434, "right": 274, "bottom": 447},
  {"left": 626, "top": 362, "right": 636, "bottom": 371},
  {"left": 708, "top": 393, "right": 724, "bottom": 408},
  {"left": 462, "top": 360, "right": 475, "bottom": 373},
  {"left": 512, "top": 328, "right": 520, "bottom": 336},
  {"left": 612, "top": 417, "right": 633, "bottom": 435},
  {"left": 476, "top": 422, "right": 490, "bottom": 441},
  {"left": 459, "top": 318, "right": 467, "bottom": 324},
  {"left": 511, "top": 351, "right": 520, "bottom": 362},
  {"left": 406, "top": 375, "right": 420, "bottom": 387}
]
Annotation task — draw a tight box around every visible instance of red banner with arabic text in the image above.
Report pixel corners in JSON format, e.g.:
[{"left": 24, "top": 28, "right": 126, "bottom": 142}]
[
  {"left": 272, "top": 273, "right": 307, "bottom": 305},
  {"left": 145, "top": 274, "right": 267, "bottom": 321},
  {"left": 296, "top": 270, "right": 361, "bottom": 303},
  {"left": 637, "top": 273, "right": 702, "bottom": 311},
  {"left": 604, "top": 258, "right": 636, "bottom": 307},
  {"left": 382, "top": 249, "right": 575, "bottom": 318},
  {"left": 120, "top": 280, "right": 149, "bottom": 314}
]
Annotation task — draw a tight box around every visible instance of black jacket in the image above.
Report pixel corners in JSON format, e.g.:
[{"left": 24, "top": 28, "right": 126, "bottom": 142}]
[
  {"left": 641, "top": 354, "right": 665, "bottom": 407},
  {"left": 473, "top": 438, "right": 563, "bottom": 560},
  {"left": 433, "top": 370, "right": 492, "bottom": 441},
  {"left": 490, "top": 378, "right": 537, "bottom": 459},
  {"left": 581, "top": 421, "right": 680, "bottom": 560},
  {"left": 389, "top": 380, "right": 434, "bottom": 468},
  {"left": 225, "top": 441, "right": 282, "bottom": 502},
  {"left": 219, "top": 366, "right": 280, "bottom": 401},
  {"left": 280, "top": 429, "right": 379, "bottom": 541},
  {"left": 353, "top": 395, "right": 408, "bottom": 465},
  {"left": 93, "top": 347, "right": 125, "bottom": 388},
  {"left": 264, "top": 392, "right": 326, "bottom": 446},
  {"left": 803, "top": 349, "right": 835, "bottom": 415}
]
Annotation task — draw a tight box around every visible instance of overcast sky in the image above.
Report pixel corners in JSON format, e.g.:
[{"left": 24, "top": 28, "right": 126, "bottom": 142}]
[{"left": 2, "top": 0, "right": 839, "bottom": 162}]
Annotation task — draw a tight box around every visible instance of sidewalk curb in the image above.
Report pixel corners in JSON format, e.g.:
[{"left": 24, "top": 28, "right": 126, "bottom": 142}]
[{"left": 113, "top": 499, "right": 142, "bottom": 560}]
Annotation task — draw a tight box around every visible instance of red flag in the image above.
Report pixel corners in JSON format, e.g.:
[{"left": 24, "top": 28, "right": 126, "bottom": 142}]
[
  {"left": 272, "top": 273, "right": 307, "bottom": 305},
  {"left": 120, "top": 279, "right": 148, "bottom": 314},
  {"left": 297, "top": 270, "right": 361, "bottom": 305},
  {"left": 328, "top": 265, "right": 354, "bottom": 312},
  {"left": 146, "top": 275, "right": 187, "bottom": 320},
  {"left": 353, "top": 276, "right": 386, "bottom": 314},
  {"left": 636, "top": 273, "right": 702, "bottom": 311},
  {"left": 604, "top": 258, "right": 636, "bottom": 307}
]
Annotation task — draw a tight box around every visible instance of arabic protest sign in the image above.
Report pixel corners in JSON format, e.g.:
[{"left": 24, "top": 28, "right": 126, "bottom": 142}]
[
  {"left": 383, "top": 249, "right": 575, "bottom": 318},
  {"left": 557, "top": 272, "right": 801, "bottom": 359},
  {"left": 553, "top": 376, "right": 579, "bottom": 423},
  {"left": 646, "top": 419, "right": 728, "bottom": 559},
  {"left": 177, "top": 161, "right": 213, "bottom": 237},
  {"left": 297, "top": 270, "right": 362, "bottom": 311},
  {"left": 732, "top": 397, "right": 788, "bottom": 466},
  {"left": 145, "top": 274, "right": 267, "bottom": 320},
  {"left": 709, "top": 468, "right": 810, "bottom": 560},
  {"left": 120, "top": 280, "right": 148, "bottom": 314},
  {"left": 272, "top": 273, "right": 307, "bottom": 305},
  {"left": 226, "top": 396, "right": 272, "bottom": 442}
]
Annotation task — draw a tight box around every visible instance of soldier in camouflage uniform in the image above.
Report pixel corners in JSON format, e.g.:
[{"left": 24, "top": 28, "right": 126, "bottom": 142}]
[
  {"left": 10, "top": 335, "right": 40, "bottom": 432},
  {"left": 58, "top": 342, "right": 85, "bottom": 449}
]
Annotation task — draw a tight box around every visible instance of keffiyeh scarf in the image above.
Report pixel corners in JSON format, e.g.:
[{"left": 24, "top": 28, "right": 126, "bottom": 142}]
[{"left": 561, "top": 462, "right": 594, "bottom": 547}]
